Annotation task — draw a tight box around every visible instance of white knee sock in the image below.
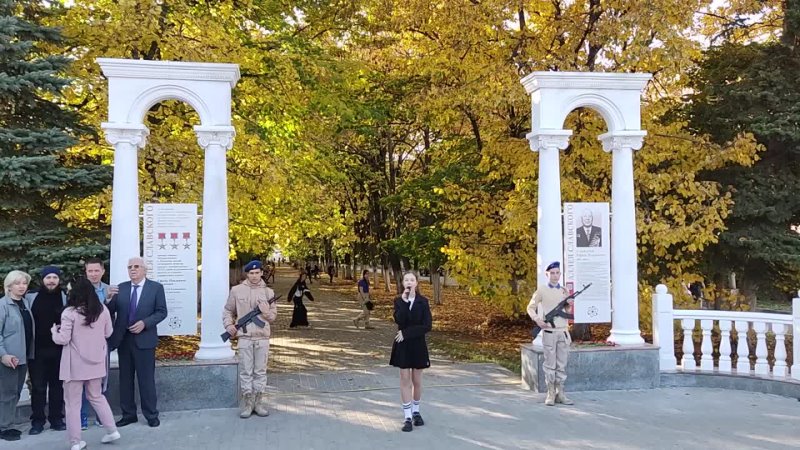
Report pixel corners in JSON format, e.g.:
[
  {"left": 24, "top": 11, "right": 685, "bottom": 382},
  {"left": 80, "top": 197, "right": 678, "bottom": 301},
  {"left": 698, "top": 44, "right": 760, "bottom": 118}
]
[
  {"left": 402, "top": 402, "right": 412, "bottom": 420},
  {"left": 412, "top": 400, "right": 420, "bottom": 414}
]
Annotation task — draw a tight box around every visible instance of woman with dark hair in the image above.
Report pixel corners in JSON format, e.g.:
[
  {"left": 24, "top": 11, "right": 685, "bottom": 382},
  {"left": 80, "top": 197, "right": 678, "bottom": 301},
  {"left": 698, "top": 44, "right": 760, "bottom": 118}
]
[
  {"left": 389, "top": 271, "right": 432, "bottom": 432},
  {"left": 51, "top": 278, "right": 120, "bottom": 450},
  {"left": 287, "top": 272, "right": 314, "bottom": 328}
]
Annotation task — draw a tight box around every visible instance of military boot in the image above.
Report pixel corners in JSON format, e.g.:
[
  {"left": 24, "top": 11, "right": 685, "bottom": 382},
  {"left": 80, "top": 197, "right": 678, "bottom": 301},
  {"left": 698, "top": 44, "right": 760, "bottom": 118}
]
[
  {"left": 545, "top": 383, "right": 556, "bottom": 406},
  {"left": 254, "top": 393, "right": 270, "bottom": 417},
  {"left": 555, "top": 383, "right": 574, "bottom": 405},
  {"left": 239, "top": 394, "right": 255, "bottom": 418}
]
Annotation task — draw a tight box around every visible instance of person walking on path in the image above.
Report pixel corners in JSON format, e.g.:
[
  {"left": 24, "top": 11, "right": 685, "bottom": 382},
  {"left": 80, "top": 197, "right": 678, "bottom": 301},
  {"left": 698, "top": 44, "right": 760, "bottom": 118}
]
[
  {"left": 352, "top": 270, "right": 374, "bottom": 329},
  {"left": 389, "top": 272, "right": 432, "bottom": 432},
  {"left": 327, "top": 264, "right": 335, "bottom": 284},
  {"left": 288, "top": 272, "right": 314, "bottom": 328},
  {"left": 223, "top": 260, "right": 278, "bottom": 419},
  {"left": 527, "top": 261, "right": 574, "bottom": 406},
  {"left": 26, "top": 265, "right": 67, "bottom": 435},
  {"left": 0, "top": 270, "right": 34, "bottom": 442},
  {"left": 51, "top": 278, "right": 120, "bottom": 450}
]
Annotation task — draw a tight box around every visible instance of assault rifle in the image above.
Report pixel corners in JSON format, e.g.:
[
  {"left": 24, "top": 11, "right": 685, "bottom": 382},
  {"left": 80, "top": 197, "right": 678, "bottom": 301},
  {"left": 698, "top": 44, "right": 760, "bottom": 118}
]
[
  {"left": 530, "top": 284, "right": 592, "bottom": 339},
  {"left": 221, "top": 295, "right": 281, "bottom": 342}
]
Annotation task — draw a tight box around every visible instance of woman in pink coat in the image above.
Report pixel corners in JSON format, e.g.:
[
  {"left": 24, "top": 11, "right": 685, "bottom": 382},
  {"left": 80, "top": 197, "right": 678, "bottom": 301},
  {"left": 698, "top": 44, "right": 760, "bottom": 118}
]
[{"left": 51, "top": 278, "right": 120, "bottom": 450}]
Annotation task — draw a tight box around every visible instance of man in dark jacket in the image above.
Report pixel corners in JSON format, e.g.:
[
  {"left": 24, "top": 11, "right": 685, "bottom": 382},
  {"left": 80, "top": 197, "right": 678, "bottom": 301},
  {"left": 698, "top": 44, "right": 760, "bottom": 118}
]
[
  {"left": 27, "top": 266, "right": 67, "bottom": 435},
  {"left": 107, "top": 257, "right": 167, "bottom": 428}
]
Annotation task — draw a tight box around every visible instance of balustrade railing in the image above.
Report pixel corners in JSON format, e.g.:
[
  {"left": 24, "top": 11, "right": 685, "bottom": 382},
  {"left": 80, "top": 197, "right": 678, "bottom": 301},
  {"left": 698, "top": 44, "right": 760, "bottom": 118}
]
[{"left": 652, "top": 285, "right": 798, "bottom": 381}]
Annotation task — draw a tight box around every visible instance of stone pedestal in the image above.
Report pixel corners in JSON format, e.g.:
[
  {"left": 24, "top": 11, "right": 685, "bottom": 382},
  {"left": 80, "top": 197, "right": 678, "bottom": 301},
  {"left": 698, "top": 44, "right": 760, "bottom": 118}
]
[{"left": 521, "top": 343, "right": 659, "bottom": 392}]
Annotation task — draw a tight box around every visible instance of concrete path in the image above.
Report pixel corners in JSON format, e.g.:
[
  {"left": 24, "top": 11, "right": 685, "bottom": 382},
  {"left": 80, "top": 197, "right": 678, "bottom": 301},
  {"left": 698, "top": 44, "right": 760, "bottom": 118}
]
[{"left": 9, "top": 363, "right": 799, "bottom": 450}]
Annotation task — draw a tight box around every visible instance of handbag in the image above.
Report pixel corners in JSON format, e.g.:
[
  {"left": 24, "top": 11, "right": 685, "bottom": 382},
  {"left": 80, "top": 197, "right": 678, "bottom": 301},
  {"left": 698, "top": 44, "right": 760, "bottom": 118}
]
[{"left": 365, "top": 300, "right": 374, "bottom": 311}]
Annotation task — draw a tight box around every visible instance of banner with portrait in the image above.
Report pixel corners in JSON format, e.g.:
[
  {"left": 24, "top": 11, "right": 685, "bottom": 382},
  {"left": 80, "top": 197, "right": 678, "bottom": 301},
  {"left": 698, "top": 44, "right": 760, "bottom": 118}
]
[{"left": 563, "top": 202, "right": 611, "bottom": 323}]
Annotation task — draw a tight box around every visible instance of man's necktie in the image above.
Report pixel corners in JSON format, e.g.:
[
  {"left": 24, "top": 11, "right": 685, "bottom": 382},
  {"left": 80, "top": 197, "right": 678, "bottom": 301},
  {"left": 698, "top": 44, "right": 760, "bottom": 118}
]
[{"left": 128, "top": 284, "right": 139, "bottom": 325}]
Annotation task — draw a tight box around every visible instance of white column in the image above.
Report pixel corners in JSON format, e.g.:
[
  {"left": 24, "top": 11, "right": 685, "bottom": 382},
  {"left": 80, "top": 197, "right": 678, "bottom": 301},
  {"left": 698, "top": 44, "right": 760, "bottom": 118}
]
[
  {"left": 102, "top": 123, "right": 149, "bottom": 284},
  {"left": 526, "top": 130, "right": 572, "bottom": 290},
  {"left": 194, "top": 125, "right": 236, "bottom": 360},
  {"left": 601, "top": 131, "right": 646, "bottom": 345}
]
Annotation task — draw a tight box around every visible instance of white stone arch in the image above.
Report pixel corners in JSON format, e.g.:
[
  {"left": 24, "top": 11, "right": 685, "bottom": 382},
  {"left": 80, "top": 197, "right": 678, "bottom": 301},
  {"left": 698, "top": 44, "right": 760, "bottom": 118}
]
[
  {"left": 127, "top": 85, "right": 213, "bottom": 125},
  {"left": 521, "top": 71, "right": 651, "bottom": 346},
  {"left": 98, "top": 58, "right": 240, "bottom": 360}
]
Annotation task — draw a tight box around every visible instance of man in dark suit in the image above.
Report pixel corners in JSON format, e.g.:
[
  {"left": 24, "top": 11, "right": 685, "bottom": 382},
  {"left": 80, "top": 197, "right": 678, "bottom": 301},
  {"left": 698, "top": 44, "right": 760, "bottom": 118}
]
[
  {"left": 576, "top": 210, "right": 602, "bottom": 248},
  {"left": 108, "top": 256, "right": 167, "bottom": 428}
]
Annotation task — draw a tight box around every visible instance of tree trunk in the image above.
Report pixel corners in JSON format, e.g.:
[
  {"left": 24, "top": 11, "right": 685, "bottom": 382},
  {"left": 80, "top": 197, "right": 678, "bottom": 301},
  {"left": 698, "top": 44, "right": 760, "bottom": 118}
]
[
  {"left": 430, "top": 262, "right": 443, "bottom": 305},
  {"left": 382, "top": 254, "right": 391, "bottom": 292},
  {"left": 389, "top": 251, "right": 404, "bottom": 295},
  {"left": 344, "top": 253, "right": 353, "bottom": 280}
]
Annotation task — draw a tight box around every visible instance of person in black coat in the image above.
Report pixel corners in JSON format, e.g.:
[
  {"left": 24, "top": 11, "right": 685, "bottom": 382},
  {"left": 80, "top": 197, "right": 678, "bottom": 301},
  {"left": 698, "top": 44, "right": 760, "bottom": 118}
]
[
  {"left": 287, "top": 273, "right": 314, "bottom": 328},
  {"left": 389, "top": 272, "right": 431, "bottom": 432}
]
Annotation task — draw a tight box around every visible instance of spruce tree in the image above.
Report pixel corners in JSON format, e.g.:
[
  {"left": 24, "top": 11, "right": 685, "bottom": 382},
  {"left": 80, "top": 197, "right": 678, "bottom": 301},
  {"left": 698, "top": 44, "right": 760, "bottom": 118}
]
[
  {"left": 683, "top": 0, "right": 800, "bottom": 303},
  {"left": 0, "top": 0, "right": 111, "bottom": 280}
]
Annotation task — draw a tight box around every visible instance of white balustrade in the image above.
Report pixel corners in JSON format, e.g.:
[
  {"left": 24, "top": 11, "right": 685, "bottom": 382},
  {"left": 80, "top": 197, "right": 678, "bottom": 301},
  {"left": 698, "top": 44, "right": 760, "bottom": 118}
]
[{"left": 652, "top": 285, "right": 798, "bottom": 381}]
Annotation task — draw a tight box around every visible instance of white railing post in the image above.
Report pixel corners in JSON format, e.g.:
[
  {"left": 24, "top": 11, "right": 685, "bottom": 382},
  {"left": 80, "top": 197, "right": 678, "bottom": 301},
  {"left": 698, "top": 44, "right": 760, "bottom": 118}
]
[
  {"left": 700, "top": 319, "right": 714, "bottom": 371},
  {"left": 735, "top": 320, "right": 750, "bottom": 374},
  {"left": 773, "top": 323, "right": 788, "bottom": 378},
  {"left": 681, "top": 319, "right": 695, "bottom": 370},
  {"left": 718, "top": 320, "right": 733, "bottom": 373},
  {"left": 652, "top": 284, "right": 676, "bottom": 370},
  {"left": 753, "top": 322, "right": 769, "bottom": 375},
  {"left": 792, "top": 295, "right": 799, "bottom": 381}
]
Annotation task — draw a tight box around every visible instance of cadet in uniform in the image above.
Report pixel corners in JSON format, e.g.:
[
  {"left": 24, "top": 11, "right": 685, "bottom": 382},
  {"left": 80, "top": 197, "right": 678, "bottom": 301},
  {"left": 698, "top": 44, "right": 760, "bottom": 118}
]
[{"left": 527, "top": 261, "right": 574, "bottom": 406}]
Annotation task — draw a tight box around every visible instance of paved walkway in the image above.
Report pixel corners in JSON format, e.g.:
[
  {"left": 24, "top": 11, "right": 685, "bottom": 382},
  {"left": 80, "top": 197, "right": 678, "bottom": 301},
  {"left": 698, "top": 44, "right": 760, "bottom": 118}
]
[
  {"left": 10, "top": 364, "right": 800, "bottom": 449},
  {"left": 8, "top": 268, "right": 800, "bottom": 449},
  {"left": 267, "top": 267, "right": 449, "bottom": 372}
]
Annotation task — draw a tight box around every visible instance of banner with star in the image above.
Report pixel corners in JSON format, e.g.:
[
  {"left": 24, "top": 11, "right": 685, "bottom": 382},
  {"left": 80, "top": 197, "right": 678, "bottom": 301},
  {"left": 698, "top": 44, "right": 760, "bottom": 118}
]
[{"left": 143, "top": 203, "right": 198, "bottom": 335}]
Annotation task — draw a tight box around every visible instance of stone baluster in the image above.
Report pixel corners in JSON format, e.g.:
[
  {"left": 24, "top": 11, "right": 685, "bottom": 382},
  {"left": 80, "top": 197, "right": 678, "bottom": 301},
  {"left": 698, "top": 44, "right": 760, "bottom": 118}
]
[
  {"left": 734, "top": 320, "right": 750, "bottom": 373},
  {"left": 699, "top": 319, "right": 714, "bottom": 371},
  {"left": 681, "top": 319, "right": 695, "bottom": 370},
  {"left": 772, "top": 323, "right": 788, "bottom": 378},
  {"left": 793, "top": 295, "right": 799, "bottom": 381},
  {"left": 718, "top": 320, "right": 733, "bottom": 373},
  {"left": 752, "top": 322, "right": 769, "bottom": 375}
]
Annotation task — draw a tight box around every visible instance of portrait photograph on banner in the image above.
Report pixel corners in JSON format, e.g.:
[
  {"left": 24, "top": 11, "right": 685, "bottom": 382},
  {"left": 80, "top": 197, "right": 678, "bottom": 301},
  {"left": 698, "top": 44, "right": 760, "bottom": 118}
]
[{"left": 563, "top": 202, "right": 611, "bottom": 323}]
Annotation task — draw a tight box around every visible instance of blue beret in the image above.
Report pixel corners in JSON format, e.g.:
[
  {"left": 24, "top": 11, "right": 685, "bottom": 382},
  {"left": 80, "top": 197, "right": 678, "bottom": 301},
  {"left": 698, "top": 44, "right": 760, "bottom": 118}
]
[
  {"left": 41, "top": 265, "right": 61, "bottom": 278},
  {"left": 244, "top": 260, "right": 263, "bottom": 272},
  {"left": 545, "top": 261, "right": 560, "bottom": 272}
]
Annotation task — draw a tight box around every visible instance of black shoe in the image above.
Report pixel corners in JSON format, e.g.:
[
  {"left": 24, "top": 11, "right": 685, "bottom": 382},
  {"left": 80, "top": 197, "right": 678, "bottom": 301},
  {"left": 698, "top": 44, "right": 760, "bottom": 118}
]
[
  {"left": 0, "top": 429, "right": 21, "bottom": 441},
  {"left": 412, "top": 412, "right": 424, "bottom": 426},
  {"left": 401, "top": 419, "right": 413, "bottom": 432},
  {"left": 115, "top": 417, "right": 138, "bottom": 427},
  {"left": 50, "top": 422, "right": 66, "bottom": 431},
  {"left": 147, "top": 418, "right": 160, "bottom": 428},
  {"left": 29, "top": 424, "right": 44, "bottom": 435}
]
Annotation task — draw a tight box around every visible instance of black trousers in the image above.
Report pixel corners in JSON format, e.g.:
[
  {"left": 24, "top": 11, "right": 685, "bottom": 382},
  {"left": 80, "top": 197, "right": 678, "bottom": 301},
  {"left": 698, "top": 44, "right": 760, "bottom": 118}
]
[
  {"left": 29, "top": 347, "right": 64, "bottom": 426},
  {"left": 118, "top": 333, "right": 158, "bottom": 421}
]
